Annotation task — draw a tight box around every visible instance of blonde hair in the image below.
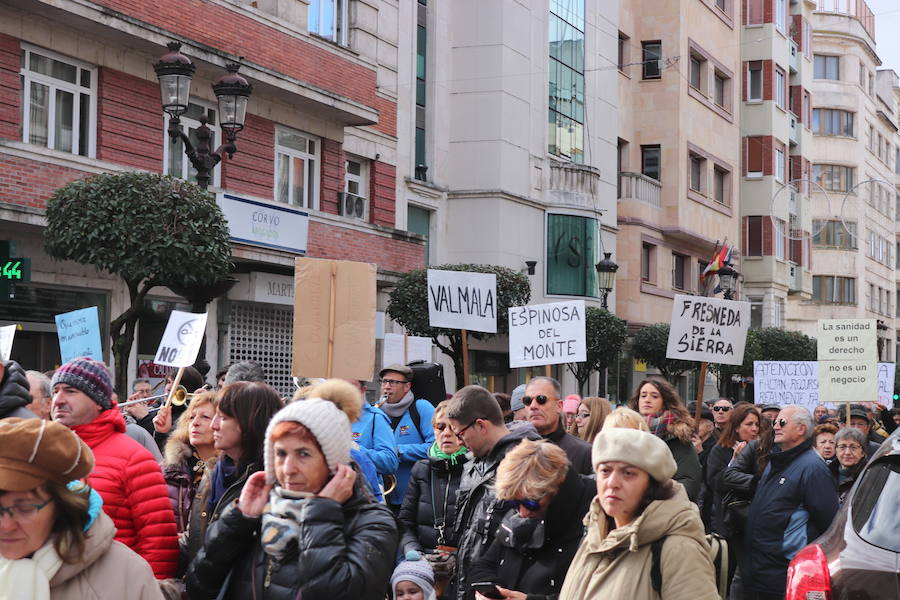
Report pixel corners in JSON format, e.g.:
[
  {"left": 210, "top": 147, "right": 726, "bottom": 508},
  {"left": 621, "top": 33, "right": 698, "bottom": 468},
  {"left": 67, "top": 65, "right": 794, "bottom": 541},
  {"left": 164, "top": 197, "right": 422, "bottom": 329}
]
[
  {"left": 163, "top": 391, "right": 218, "bottom": 465},
  {"left": 432, "top": 399, "right": 451, "bottom": 425},
  {"left": 494, "top": 439, "right": 569, "bottom": 501},
  {"left": 604, "top": 407, "right": 649, "bottom": 432},
  {"left": 575, "top": 397, "right": 613, "bottom": 444}
]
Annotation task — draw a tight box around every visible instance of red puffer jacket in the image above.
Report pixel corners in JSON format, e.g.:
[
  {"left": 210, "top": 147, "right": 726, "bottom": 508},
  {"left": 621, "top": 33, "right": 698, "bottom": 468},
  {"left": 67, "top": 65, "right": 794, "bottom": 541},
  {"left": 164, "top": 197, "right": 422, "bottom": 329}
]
[{"left": 73, "top": 406, "right": 179, "bottom": 579}]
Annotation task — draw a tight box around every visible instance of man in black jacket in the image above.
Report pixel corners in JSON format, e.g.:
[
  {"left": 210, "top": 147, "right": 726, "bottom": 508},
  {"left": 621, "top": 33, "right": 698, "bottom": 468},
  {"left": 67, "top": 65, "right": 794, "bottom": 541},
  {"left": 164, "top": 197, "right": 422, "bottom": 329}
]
[
  {"left": 0, "top": 359, "right": 36, "bottom": 420},
  {"left": 522, "top": 376, "right": 592, "bottom": 474},
  {"left": 446, "top": 385, "right": 540, "bottom": 600}
]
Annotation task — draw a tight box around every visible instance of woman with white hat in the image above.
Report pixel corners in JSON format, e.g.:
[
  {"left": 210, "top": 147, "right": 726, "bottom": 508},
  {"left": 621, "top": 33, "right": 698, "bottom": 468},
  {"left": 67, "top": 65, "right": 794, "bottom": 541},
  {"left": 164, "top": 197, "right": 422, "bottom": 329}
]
[
  {"left": 559, "top": 428, "right": 719, "bottom": 600},
  {"left": 185, "top": 379, "right": 399, "bottom": 600}
]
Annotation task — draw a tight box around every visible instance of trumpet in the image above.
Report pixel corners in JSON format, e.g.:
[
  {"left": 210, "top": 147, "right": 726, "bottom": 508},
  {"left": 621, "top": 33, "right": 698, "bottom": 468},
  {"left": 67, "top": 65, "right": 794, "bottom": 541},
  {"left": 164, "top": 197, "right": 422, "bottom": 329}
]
[
  {"left": 374, "top": 394, "right": 388, "bottom": 409},
  {"left": 119, "top": 386, "right": 193, "bottom": 409}
]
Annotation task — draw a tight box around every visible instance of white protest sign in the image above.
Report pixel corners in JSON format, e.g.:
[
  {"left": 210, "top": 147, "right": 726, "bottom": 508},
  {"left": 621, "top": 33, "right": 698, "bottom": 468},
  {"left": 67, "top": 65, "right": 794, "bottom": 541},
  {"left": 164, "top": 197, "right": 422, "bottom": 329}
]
[
  {"left": 0, "top": 325, "right": 15, "bottom": 361},
  {"left": 666, "top": 295, "right": 750, "bottom": 365},
  {"left": 154, "top": 311, "right": 208, "bottom": 368},
  {"left": 818, "top": 360, "right": 878, "bottom": 404},
  {"left": 877, "top": 362, "right": 895, "bottom": 405},
  {"left": 508, "top": 300, "right": 586, "bottom": 368},
  {"left": 816, "top": 319, "right": 878, "bottom": 404},
  {"left": 427, "top": 270, "right": 497, "bottom": 333},
  {"left": 383, "top": 333, "right": 432, "bottom": 368},
  {"left": 754, "top": 361, "right": 893, "bottom": 411}
]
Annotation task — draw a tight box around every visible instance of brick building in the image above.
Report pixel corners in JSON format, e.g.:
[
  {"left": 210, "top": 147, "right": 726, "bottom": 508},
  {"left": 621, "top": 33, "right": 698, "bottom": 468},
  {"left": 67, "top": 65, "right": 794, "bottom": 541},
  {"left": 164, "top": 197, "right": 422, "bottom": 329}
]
[{"left": 0, "top": 0, "right": 424, "bottom": 394}]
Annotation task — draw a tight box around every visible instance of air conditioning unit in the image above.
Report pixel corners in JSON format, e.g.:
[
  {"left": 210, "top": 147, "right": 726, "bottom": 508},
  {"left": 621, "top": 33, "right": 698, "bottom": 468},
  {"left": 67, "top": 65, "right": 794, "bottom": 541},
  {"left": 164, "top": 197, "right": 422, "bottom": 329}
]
[{"left": 338, "top": 192, "right": 368, "bottom": 220}]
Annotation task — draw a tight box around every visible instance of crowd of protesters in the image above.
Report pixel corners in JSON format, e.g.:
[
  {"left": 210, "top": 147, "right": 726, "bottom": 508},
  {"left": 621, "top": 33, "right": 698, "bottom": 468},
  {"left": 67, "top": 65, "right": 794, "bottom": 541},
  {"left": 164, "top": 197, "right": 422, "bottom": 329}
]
[{"left": 0, "top": 352, "right": 897, "bottom": 600}]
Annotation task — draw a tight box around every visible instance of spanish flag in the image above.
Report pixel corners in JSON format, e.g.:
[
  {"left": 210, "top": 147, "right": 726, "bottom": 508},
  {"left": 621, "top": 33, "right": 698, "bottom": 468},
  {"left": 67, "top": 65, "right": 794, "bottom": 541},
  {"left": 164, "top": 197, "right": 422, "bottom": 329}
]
[{"left": 700, "top": 244, "right": 732, "bottom": 281}]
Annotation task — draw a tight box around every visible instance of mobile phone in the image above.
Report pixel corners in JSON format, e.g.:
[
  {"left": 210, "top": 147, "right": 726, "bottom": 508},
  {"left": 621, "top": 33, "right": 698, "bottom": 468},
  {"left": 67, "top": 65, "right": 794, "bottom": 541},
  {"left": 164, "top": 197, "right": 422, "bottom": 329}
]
[{"left": 471, "top": 582, "right": 504, "bottom": 599}]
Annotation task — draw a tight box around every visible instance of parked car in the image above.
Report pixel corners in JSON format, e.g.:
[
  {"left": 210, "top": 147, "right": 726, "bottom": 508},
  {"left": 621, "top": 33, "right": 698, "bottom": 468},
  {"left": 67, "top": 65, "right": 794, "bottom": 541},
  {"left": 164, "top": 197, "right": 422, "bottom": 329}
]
[{"left": 785, "top": 427, "right": 900, "bottom": 600}]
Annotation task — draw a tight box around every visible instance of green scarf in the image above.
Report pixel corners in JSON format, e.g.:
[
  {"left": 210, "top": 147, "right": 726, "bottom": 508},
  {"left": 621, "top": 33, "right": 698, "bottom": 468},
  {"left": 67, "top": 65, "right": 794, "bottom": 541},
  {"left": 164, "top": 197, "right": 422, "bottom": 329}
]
[{"left": 429, "top": 442, "right": 468, "bottom": 465}]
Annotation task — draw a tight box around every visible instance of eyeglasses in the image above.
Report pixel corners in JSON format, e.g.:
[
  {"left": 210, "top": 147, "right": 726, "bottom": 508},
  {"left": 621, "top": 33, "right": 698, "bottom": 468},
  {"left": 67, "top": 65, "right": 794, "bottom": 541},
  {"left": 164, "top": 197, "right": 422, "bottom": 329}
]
[
  {"left": 576, "top": 412, "right": 591, "bottom": 419},
  {"left": 836, "top": 444, "right": 862, "bottom": 452},
  {"left": 776, "top": 418, "right": 789, "bottom": 428},
  {"left": 453, "top": 419, "right": 479, "bottom": 441},
  {"left": 379, "top": 378, "right": 409, "bottom": 386},
  {"left": 505, "top": 498, "right": 542, "bottom": 512},
  {"left": 0, "top": 500, "right": 51, "bottom": 521},
  {"left": 522, "top": 395, "right": 550, "bottom": 406},
  {"left": 713, "top": 406, "right": 732, "bottom": 412}
]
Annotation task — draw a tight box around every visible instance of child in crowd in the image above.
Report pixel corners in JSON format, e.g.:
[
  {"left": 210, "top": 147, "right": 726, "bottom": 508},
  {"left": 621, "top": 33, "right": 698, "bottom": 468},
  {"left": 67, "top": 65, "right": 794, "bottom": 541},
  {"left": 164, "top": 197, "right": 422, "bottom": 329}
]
[{"left": 392, "top": 553, "right": 438, "bottom": 600}]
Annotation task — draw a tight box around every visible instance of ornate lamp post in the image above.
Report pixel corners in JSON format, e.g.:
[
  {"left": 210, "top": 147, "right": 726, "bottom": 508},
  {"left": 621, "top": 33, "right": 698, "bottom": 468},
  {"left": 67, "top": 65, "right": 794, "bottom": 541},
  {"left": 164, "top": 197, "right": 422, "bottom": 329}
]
[
  {"left": 154, "top": 42, "right": 253, "bottom": 189},
  {"left": 718, "top": 262, "right": 739, "bottom": 300},
  {"left": 595, "top": 252, "right": 619, "bottom": 310}
]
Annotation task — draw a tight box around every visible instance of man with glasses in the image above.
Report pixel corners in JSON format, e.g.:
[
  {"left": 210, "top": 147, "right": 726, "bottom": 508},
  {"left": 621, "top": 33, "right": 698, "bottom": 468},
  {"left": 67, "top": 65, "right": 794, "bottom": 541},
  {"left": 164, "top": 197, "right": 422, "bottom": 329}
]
[
  {"left": 711, "top": 397, "right": 733, "bottom": 434},
  {"left": 743, "top": 405, "right": 839, "bottom": 600},
  {"left": 522, "top": 376, "right": 592, "bottom": 474},
  {"left": 378, "top": 364, "right": 435, "bottom": 511},
  {"left": 445, "top": 385, "right": 540, "bottom": 600}
]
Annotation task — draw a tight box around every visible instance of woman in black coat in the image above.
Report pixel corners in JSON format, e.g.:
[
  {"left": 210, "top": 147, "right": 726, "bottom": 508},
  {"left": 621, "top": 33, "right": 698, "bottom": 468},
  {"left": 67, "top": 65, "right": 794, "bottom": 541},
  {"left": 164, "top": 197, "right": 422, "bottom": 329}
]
[
  {"left": 705, "top": 403, "right": 761, "bottom": 536},
  {"left": 469, "top": 439, "right": 594, "bottom": 600}
]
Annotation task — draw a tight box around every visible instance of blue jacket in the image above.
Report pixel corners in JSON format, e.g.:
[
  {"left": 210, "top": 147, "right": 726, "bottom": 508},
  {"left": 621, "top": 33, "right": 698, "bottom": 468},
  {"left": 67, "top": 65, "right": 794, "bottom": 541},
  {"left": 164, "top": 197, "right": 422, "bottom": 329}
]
[
  {"left": 743, "top": 440, "right": 839, "bottom": 596},
  {"left": 387, "top": 399, "right": 435, "bottom": 506},
  {"left": 351, "top": 447, "right": 383, "bottom": 503},
  {"left": 352, "top": 403, "right": 399, "bottom": 478}
]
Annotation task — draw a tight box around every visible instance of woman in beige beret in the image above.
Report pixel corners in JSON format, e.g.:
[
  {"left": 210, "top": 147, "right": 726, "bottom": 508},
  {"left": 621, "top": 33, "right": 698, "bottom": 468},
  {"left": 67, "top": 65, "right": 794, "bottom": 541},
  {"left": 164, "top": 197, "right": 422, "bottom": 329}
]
[{"left": 0, "top": 418, "right": 163, "bottom": 600}]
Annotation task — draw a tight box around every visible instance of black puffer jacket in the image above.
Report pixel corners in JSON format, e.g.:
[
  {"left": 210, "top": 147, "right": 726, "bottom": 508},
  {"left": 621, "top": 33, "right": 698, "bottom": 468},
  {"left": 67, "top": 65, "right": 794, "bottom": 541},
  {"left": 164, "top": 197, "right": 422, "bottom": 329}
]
[
  {"left": 0, "top": 360, "right": 35, "bottom": 419},
  {"left": 469, "top": 468, "right": 594, "bottom": 600},
  {"left": 184, "top": 480, "right": 399, "bottom": 600},
  {"left": 398, "top": 449, "right": 469, "bottom": 554}
]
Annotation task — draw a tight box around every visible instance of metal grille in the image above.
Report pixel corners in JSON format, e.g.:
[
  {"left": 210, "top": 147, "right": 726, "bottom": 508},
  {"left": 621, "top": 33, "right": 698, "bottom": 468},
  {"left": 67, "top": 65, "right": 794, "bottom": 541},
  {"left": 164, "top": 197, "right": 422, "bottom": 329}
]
[{"left": 228, "top": 301, "right": 294, "bottom": 397}]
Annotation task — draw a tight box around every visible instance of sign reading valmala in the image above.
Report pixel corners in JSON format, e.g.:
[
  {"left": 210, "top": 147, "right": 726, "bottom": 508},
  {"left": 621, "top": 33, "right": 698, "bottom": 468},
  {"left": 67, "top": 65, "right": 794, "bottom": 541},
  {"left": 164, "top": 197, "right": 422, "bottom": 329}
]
[
  {"left": 427, "top": 270, "right": 497, "bottom": 333},
  {"left": 508, "top": 300, "right": 586, "bottom": 368},
  {"left": 816, "top": 319, "right": 877, "bottom": 403},
  {"left": 666, "top": 295, "right": 750, "bottom": 365}
]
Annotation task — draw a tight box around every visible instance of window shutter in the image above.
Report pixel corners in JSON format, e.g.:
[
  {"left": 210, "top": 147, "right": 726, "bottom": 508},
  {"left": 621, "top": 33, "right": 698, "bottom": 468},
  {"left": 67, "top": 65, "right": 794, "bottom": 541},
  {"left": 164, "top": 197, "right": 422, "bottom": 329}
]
[{"left": 747, "top": 137, "right": 763, "bottom": 174}]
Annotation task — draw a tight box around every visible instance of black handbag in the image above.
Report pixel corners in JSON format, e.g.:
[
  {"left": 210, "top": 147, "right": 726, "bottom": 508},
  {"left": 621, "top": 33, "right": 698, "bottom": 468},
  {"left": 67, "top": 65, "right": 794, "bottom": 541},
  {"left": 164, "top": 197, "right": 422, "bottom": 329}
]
[{"left": 721, "top": 489, "right": 750, "bottom": 536}]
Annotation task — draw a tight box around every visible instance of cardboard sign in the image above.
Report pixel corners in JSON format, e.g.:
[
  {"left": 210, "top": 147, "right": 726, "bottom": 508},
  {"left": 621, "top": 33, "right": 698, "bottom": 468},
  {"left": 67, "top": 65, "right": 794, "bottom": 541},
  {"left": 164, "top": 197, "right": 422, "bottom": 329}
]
[
  {"left": 0, "top": 325, "right": 15, "bottom": 362},
  {"left": 508, "top": 300, "right": 586, "bottom": 368},
  {"left": 816, "top": 319, "right": 877, "bottom": 361},
  {"left": 292, "top": 257, "right": 376, "bottom": 381},
  {"left": 154, "top": 311, "right": 208, "bottom": 368},
  {"left": 818, "top": 360, "right": 878, "bottom": 404},
  {"left": 427, "top": 269, "right": 497, "bottom": 333},
  {"left": 383, "top": 333, "right": 432, "bottom": 368},
  {"left": 55, "top": 307, "right": 103, "bottom": 363},
  {"left": 666, "top": 295, "right": 750, "bottom": 365},
  {"left": 754, "top": 361, "right": 893, "bottom": 410}
]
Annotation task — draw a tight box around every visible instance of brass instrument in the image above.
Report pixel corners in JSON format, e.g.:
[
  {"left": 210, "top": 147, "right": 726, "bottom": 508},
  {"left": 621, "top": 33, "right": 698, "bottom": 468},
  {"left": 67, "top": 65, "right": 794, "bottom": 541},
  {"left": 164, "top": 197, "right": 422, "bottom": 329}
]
[
  {"left": 382, "top": 474, "right": 397, "bottom": 496},
  {"left": 119, "top": 385, "right": 192, "bottom": 409}
]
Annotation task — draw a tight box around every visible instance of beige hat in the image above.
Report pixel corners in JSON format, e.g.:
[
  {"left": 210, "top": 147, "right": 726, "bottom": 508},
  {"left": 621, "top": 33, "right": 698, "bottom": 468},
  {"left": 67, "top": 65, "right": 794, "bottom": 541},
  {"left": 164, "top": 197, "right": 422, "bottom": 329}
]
[
  {"left": 591, "top": 427, "right": 677, "bottom": 483},
  {"left": 0, "top": 418, "right": 95, "bottom": 491}
]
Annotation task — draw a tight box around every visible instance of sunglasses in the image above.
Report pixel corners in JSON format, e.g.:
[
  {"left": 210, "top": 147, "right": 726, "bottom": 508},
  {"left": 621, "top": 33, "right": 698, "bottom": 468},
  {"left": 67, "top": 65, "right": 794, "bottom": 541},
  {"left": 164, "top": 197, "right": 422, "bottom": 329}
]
[
  {"left": 522, "top": 395, "right": 550, "bottom": 406},
  {"left": 505, "top": 498, "right": 542, "bottom": 512},
  {"left": 712, "top": 406, "right": 732, "bottom": 412},
  {"left": 776, "top": 418, "right": 789, "bottom": 428}
]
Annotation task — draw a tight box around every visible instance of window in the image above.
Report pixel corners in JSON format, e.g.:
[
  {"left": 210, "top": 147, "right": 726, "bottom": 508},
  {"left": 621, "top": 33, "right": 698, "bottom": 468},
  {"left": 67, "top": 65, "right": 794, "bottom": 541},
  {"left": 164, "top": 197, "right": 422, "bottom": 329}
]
[
  {"left": 866, "top": 230, "right": 892, "bottom": 266},
  {"left": 812, "top": 219, "right": 857, "bottom": 248},
  {"left": 549, "top": 0, "right": 585, "bottom": 163},
  {"left": 274, "top": 128, "right": 320, "bottom": 209},
  {"left": 775, "top": 67, "right": 786, "bottom": 108},
  {"left": 690, "top": 54, "right": 704, "bottom": 91},
  {"left": 714, "top": 167, "right": 728, "bottom": 204},
  {"left": 775, "top": 0, "right": 787, "bottom": 32},
  {"left": 747, "top": 61, "right": 762, "bottom": 101},
  {"left": 716, "top": 0, "right": 727, "bottom": 10},
  {"left": 345, "top": 157, "right": 368, "bottom": 199},
  {"left": 812, "top": 109, "right": 854, "bottom": 137},
  {"left": 814, "top": 55, "right": 840, "bottom": 80},
  {"left": 775, "top": 148, "right": 785, "bottom": 182},
  {"left": 774, "top": 218, "right": 785, "bottom": 260},
  {"left": 407, "top": 204, "right": 431, "bottom": 265},
  {"left": 859, "top": 62, "right": 866, "bottom": 87},
  {"left": 745, "top": 215, "right": 763, "bottom": 256},
  {"left": 749, "top": 296, "right": 763, "bottom": 329},
  {"left": 812, "top": 276, "right": 856, "bottom": 304},
  {"left": 19, "top": 46, "right": 95, "bottom": 157},
  {"left": 672, "top": 253, "right": 688, "bottom": 290},
  {"left": 813, "top": 164, "right": 854, "bottom": 192},
  {"left": 868, "top": 72, "right": 874, "bottom": 96},
  {"left": 714, "top": 71, "right": 727, "bottom": 107},
  {"left": 415, "top": 1, "right": 427, "bottom": 175},
  {"left": 163, "top": 101, "right": 220, "bottom": 186},
  {"left": 689, "top": 153, "right": 704, "bottom": 192},
  {"left": 618, "top": 32, "right": 629, "bottom": 70},
  {"left": 308, "top": 0, "right": 348, "bottom": 44},
  {"left": 641, "top": 145, "right": 661, "bottom": 181},
  {"left": 642, "top": 41, "right": 662, "bottom": 79},
  {"left": 641, "top": 243, "right": 654, "bottom": 282},
  {"left": 547, "top": 213, "right": 598, "bottom": 297}
]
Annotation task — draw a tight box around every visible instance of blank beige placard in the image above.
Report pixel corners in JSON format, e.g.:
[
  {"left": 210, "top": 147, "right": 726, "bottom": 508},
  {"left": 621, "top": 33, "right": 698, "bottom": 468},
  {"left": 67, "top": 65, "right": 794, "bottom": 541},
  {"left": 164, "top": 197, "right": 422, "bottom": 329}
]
[{"left": 292, "top": 257, "right": 376, "bottom": 381}]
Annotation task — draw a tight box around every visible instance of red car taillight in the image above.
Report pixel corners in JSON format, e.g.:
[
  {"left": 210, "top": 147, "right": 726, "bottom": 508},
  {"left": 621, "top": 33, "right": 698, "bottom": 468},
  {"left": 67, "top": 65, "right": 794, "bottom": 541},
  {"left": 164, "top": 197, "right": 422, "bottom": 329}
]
[{"left": 785, "top": 544, "right": 833, "bottom": 600}]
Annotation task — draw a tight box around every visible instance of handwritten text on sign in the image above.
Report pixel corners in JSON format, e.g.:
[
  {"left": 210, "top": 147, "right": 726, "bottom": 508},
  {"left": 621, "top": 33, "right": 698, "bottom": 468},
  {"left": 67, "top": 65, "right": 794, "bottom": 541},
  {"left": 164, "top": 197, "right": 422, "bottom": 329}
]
[
  {"left": 666, "top": 295, "right": 750, "bottom": 365},
  {"left": 508, "top": 300, "right": 586, "bottom": 368},
  {"left": 427, "top": 270, "right": 497, "bottom": 333},
  {"left": 154, "top": 311, "right": 208, "bottom": 368},
  {"left": 55, "top": 307, "right": 102, "bottom": 363},
  {"left": 0, "top": 325, "right": 15, "bottom": 362},
  {"left": 754, "top": 361, "right": 894, "bottom": 410}
]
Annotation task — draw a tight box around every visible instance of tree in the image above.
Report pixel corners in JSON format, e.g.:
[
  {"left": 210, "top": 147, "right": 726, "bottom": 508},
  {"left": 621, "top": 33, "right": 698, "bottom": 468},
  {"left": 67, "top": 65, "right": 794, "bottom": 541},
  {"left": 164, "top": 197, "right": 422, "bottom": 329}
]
[
  {"left": 387, "top": 264, "right": 531, "bottom": 386},
  {"left": 711, "top": 327, "right": 817, "bottom": 396},
  {"left": 632, "top": 323, "right": 697, "bottom": 383},
  {"left": 44, "top": 172, "right": 232, "bottom": 394},
  {"left": 566, "top": 307, "right": 627, "bottom": 396}
]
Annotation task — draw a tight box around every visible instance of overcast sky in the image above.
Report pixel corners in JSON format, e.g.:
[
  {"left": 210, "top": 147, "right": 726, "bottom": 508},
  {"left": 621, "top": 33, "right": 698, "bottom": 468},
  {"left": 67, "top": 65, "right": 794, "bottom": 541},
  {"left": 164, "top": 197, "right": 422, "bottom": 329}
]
[{"left": 866, "top": 0, "right": 900, "bottom": 75}]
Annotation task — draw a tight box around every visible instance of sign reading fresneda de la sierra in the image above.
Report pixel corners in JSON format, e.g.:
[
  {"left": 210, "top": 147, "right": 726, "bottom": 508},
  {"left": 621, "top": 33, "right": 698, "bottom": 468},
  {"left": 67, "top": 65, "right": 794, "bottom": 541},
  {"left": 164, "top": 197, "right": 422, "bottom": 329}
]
[{"left": 666, "top": 294, "right": 751, "bottom": 365}]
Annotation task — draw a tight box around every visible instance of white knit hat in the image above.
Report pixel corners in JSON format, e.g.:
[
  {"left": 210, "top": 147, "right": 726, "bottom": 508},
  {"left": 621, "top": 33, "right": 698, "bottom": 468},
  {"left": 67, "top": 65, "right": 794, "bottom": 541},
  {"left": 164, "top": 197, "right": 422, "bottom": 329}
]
[{"left": 591, "top": 427, "right": 677, "bottom": 483}]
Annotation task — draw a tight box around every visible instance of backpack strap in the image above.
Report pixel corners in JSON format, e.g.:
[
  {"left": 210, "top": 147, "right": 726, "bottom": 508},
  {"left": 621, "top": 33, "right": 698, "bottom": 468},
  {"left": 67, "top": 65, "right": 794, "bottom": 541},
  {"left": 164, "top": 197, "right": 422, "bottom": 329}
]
[{"left": 650, "top": 536, "right": 665, "bottom": 595}]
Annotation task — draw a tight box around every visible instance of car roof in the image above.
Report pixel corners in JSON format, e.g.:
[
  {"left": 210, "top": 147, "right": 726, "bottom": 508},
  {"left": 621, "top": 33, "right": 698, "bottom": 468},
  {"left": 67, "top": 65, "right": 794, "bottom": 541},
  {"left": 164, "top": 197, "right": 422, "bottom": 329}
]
[{"left": 869, "top": 426, "right": 900, "bottom": 461}]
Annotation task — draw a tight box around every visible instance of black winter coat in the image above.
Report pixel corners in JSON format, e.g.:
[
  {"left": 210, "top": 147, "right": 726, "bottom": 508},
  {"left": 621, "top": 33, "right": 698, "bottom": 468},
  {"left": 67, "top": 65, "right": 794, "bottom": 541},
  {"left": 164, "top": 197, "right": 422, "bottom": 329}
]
[
  {"left": 0, "top": 360, "right": 35, "bottom": 419},
  {"left": 542, "top": 425, "right": 593, "bottom": 475},
  {"left": 398, "top": 451, "right": 469, "bottom": 554},
  {"left": 705, "top": 444, "right": 734, "bottom": 536},
  {"left": 468, "top": 468, "right": 594, "bottom": 600},
  {"left": 184, "top": 481, "right": 399, "bottom": 600}
]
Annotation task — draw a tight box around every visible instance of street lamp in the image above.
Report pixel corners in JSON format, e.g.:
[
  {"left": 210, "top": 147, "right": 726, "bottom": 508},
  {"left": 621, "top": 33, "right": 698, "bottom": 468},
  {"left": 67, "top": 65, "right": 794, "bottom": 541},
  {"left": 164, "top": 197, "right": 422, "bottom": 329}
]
[
  {"left": 718, "top": 262, "right": 739, "bottom": 300},
  {"left": 595, "top": 252, "right": 619, "bottom": 310},
  {"left": 154, "top": 42, "right": 253, "bottom": 190}
]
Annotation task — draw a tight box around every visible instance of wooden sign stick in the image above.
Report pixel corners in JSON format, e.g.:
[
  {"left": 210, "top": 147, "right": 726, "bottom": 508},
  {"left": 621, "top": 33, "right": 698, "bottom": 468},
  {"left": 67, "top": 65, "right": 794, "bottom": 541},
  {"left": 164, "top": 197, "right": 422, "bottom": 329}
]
[
  {"left": 326, "top": 262, "right": 337, "bottom": 378},
  {"left": 164, "top": 366, "right": 185, "bottom": 409},
  {"left": 694, "top": 361, "right": 708, "bottom": 427},
  {"left": 544, "top": 364, "right": 551, "bottom": 377},
  {"left": 461, "top": 329, "right": 470, "bottom": 387},
  {"left": 403, "top": 333, "right": 409, "bottom": 364}
]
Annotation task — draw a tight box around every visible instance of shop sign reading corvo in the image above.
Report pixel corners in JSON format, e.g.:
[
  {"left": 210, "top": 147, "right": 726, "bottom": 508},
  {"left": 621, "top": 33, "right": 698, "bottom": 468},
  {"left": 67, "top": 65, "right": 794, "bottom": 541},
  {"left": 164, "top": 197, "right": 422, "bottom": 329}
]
[{"left": 216, "top": 193, "right": 309, "bottom": 254}]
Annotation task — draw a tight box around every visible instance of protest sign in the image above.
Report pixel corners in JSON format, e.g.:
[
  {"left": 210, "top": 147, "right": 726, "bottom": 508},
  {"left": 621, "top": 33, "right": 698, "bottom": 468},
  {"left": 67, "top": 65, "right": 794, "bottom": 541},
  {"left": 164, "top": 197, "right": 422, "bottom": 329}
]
[
  {"left": 154, "top": 310, "right": 208, "bottom": 368},
  {"left": 666, "top": 295, "right": 750, "bottom": 365},
  {"left": 816, "top": 319, "right": 878, "bottom": 405},
  {"left": 292, "top": 257, "right": 376, "bottom": 381},
  {"left": 0, "top": 325, "right": 15, "bottom": 361},
  {"left": 383, "top": 333, "right": 432, "bottom": 368},
  {"left": 427, "top": 270, "right": 497, "bottom": 333},
  {"left": 753, "top": 360, "right": 893, "bottom": 411},
  {"left": 818, "top": 360, "right": 878, "bottom": 404},
  {"left": 877, "top": 362, "right": 895, "bottom": 406},
  {"left": 508, "top": 300, "right": 586, "bottom": 368},
  {"left": 55, "top": 307, "right": 102, "bottom": 363}
]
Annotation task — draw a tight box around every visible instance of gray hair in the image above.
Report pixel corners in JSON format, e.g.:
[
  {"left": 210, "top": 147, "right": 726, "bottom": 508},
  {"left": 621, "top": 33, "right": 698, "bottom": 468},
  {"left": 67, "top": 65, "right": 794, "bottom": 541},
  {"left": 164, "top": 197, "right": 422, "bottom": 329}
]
[
  {"left": 834, "top": 426, "right": 865, "bottom": 447},
  {"left": 526, "top": 376, "right": 561, "bottom": 398},
  {"left": 26, "top": 370, "right": 51, "bottom": 398},
  {"left": 224, "top": 360, "right": 266, "bottom": 385},
  {"left": 131, "top": 378, "right": 150, "bottom": 391},
  {"left": 790, "top": 406, "right": 815, "bottom": 440}
]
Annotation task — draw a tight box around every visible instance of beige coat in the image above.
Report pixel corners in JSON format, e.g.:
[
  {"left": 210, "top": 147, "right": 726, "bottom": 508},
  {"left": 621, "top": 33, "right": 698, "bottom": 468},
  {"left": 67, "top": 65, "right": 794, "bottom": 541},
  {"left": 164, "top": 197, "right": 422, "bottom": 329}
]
[
  {"left": 559, "top": 483, "right": 719, "bottom": 600},
  {"left": 49, "top": 511, "right": 164, "bottom": 600}
]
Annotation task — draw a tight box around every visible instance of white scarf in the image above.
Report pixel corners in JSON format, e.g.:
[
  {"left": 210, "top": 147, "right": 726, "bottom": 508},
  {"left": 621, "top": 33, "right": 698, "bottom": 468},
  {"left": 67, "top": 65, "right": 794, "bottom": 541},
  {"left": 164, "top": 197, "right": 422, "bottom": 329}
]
[{"left": 0, "top": 540, "right": 63, "bottom": 600}]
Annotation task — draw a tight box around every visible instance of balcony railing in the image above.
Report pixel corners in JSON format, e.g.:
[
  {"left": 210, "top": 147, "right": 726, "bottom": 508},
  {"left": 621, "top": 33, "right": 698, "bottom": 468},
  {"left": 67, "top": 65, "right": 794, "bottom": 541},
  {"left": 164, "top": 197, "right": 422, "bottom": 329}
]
[
  {"left": 815, "top": 0, "right": 875, "bottom": 40},
  {"left": 618, "top": 172, "right": 661, "bottom": 207}
]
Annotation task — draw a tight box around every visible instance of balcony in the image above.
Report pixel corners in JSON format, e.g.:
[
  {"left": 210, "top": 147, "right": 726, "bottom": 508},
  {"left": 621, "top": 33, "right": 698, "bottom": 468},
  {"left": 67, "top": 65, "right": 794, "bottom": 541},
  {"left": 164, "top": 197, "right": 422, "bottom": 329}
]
[
  {"left": 789, "top": 41, "right": 799, "bottom": 73},
  {"left": 547, "top": 161, "right": 604, "bottom": 210},
  {"left": 618, "top": 172, "right": 661, "bottom": 207}
]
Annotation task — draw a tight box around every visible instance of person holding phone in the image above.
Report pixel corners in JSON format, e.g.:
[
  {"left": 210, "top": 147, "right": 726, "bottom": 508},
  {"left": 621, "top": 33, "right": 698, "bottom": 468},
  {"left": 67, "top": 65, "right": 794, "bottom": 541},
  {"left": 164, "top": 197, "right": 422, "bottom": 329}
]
[{"left": 185, "top": 379, "right": 399, "bottom": 600}]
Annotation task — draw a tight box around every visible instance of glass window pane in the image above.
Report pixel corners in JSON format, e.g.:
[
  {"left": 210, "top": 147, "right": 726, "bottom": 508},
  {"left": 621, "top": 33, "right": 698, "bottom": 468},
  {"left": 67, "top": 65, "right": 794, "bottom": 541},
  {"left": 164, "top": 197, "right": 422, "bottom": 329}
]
[
  {"left": 167, "top": 133, "right": 184, "bottom": 179},
  {"left": 80, "top": 68, "right": 91, "bottom": 88},
  {"left": 78, "top": 93, "right": 90, "bottom": 157},
  {"left": 54, "top": 89, "right": 74, "bottom": 152},
  {"left": 293, "top": 157, "right": 306, "bottom": 207},
  {"left": 307, "top": 158, "right": 316, "bottom": 208},
  {"left": 29, "top": 82, "right": 49, "bottom": 146},
  {"left": 347, "top": 160, "right": 361, "bottom": 176},
  {"left": 276, "top": 153, "right": 289, "bottom": 203}
]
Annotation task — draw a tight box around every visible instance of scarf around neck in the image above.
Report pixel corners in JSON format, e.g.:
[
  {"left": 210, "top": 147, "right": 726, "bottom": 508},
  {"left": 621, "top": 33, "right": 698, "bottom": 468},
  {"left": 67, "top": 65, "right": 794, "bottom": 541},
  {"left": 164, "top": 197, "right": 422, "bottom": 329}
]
[
  {"left": 0, "top": 540, "right": 63, "bottom": 600},
  {"left": 429, "top": 442, "right": 468, "bottom": 465},
  {"left": 208, "top": 455, "right": 237, "bottom": 513},
  {"left": 381, "top": 390, "right": 415, "bottom": 419},
  {"left": 644, "top": 410, "right": 676, "bottom": 441},
  {"left": 260, "top": 487, "right": 316, "bottom": 560}
]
